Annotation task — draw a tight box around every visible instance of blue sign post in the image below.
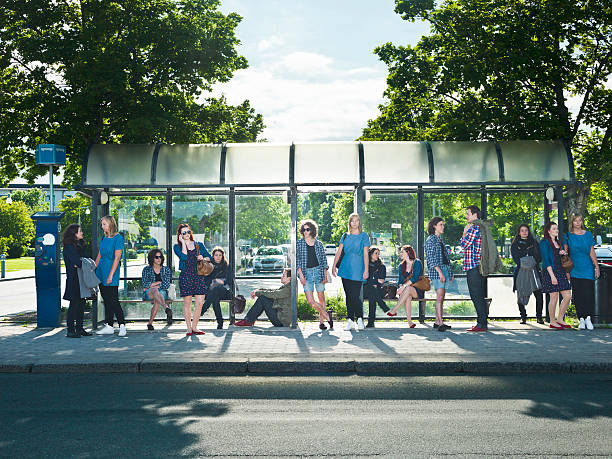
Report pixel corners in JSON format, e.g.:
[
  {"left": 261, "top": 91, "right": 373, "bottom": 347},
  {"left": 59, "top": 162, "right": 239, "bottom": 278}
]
[
  {"left": 36, "top": 144, "right": 66, "bottom": 211},
  {"left": 31, "top": 212, "right": 65, "bottom": 328}
]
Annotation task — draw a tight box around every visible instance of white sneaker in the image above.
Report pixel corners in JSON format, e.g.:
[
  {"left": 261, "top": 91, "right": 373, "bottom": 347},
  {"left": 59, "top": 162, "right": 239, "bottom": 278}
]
[
  {"left": 578, "top": 318, "right": 586, "bottom": 330},
  {"left": 96, "top": 324, "right": 114, "bottom": 335},
  {"left": 344, "top": 319, "right": 355, "bottom": 331},
  {"left": 118, "top": 324, "right": 127, "bottom": 337},
  {"left": 585, "top": 316, "right": 594, "bottom": 330},
  {"left": 356, "top": 318, "right": 365, "bottom": 330}
]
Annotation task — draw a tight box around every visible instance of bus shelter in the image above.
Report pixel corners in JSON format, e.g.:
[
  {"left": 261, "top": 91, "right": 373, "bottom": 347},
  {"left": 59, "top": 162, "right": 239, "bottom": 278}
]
[{"left": 79, "top": 140, "right": 575, "bottom": 328}]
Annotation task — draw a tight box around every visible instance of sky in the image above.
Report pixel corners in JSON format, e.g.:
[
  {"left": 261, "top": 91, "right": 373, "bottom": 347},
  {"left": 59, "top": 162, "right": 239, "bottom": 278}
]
[{"left": 212, "top": 0, "right": 429, "bottom": 142}]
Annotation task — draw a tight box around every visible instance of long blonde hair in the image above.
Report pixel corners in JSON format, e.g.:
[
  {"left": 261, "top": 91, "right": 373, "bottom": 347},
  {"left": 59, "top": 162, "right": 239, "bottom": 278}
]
[
  {"left": 569, "top": 213, "right": 585, "bottom": 233},
  {"left": 101, "top": 215, "right": 118, "bottom": 237},
  {"left": 347, "top": 213, "right": 362, "bottom": 233}
]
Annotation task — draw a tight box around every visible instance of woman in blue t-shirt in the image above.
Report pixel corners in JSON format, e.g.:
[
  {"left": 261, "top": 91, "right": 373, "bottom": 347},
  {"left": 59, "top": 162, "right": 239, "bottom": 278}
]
[
  {"left": 387, "top": 245, "right": 420, "bottom": 328},
  {"left": 95, "top": 216, "right": 127, "bottom": 337},
  {"left": 332, "top": 213, "right": 370, "bottom": 331},
  {"left": 565, "top": 214, "right": 600, "bottom": 330}
]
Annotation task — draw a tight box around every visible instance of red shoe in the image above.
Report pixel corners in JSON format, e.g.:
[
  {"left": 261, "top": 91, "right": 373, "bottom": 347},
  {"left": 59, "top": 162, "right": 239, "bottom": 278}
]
[
  {"left": 185, "top": 332, "right": 193, "bottom": 336},
  {"left": 409, "top": 323, "right": 416, "bottom": 328},
  {"left": 549, "top": 323, "right": 563, "bottom": 329},
  {"left": 387, "top": 312, "right": 397, "bottom": 317},
  {"left": 467, "top": 326, "right": 487, "bottom": 332},
  {"left": 192, "top": 330, "right": 205, "bottom": 335},
  {"left": 234, "top": 319, "right": 254, "bottom": 327},
  {"left": 559, "top": 323, "right": 571, "bottom": 329}
]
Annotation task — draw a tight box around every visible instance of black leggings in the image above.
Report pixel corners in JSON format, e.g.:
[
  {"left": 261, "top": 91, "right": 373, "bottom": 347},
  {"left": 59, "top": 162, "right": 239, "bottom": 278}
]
[
  {"left": 99, "top": 285, "right": 125, "bottom": 326},
  {"left": 571, "top": 277, "right": 595, "bottom": 319},
  {"left": 202, "top": 284, "right": 231, "bottom": 323},
  {"left": 342, "top": 278, "right": 363, "bottom": 321},
  {"left": 67, "top": 297, "right": 86, "bottom": 331},
  {"left": 517, "top": 289, "right": 544, "bottom": 319},
  {"left": 364, "top": 284, "right": 389, "bottom": 322}
]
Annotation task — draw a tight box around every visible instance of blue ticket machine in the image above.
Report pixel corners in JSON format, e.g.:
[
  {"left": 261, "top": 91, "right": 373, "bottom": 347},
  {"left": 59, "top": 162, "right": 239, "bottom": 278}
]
[{"left": 31, "top": 212, "right": 65, "bottom": 328}]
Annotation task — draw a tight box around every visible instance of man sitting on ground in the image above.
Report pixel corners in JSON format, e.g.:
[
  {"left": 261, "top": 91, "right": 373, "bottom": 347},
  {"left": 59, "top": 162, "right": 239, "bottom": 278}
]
[{"left": 234, "top": 268, "right": 291, "bottom": 327}]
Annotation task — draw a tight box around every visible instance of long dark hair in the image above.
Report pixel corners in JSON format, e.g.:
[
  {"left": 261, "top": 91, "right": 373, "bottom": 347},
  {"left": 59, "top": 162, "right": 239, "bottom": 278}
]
[
  {"left": 62, "top": 224, "right": 82, "bottom": 247},
  {"left": 147, "top": 249, "right": 165, "bottom": 267},
  {"left": 211, "top": 246, "right": 229, "bottom": 268},
  {"left": 512, "top": 224, "right": 536, "bottom": 246},
  {"left": 543, "top": 221, "right": 560, "bottom": 249},
  {"left": 399, "top": 245, "right": 417, "bottom": 277},
  {"left": 368, "top": 246, "right": 382, "bottom": 266}
]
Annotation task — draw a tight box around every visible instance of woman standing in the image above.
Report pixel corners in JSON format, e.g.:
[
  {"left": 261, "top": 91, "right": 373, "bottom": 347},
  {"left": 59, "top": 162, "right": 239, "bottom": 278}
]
[
  {"left": 332, "top": 213, "right": 370, "bottom": 331},
  {"left": 387, "top": 245, "right": 420, "bottom": 328},
  {"left": 201, "top": 247, "right": 232, "bottom": 330},
  {"left": 95, "top": 216, "right": 127, "bottom": 336},
  {"left": 425, "top": 217, "right": 453, "bottom": 332},
  {"left": 363, "top": 247, "right": 390, "bottom": 328},
  {"left": 62, "top": 224, "right": 92, "bottom": 338},
  {"left": 511, "top": 224, "right": 544, "bottom": 324},
  {"left": 173, "top": 223, "right": 211, "bottom": 336},
  {"left": 297, "top": 219, "right": 332, "bottom": 330},
  {"left": 141, "top": 249, "right": 172, "bottom": 331},
  {"left": 565, "top": 214, "right": 600, "bottom": 330},
  {"left": 539, "top": 222, "right": 572, "bottom": 329}
]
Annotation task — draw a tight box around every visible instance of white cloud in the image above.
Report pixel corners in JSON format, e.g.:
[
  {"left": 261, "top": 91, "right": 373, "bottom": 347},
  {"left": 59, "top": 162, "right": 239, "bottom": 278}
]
[
  {"left": 257, "top": 35, "right": 284, "bottom": 52},
  {"left": 211, "top": 56, "right": 387, "bottom": 142}
]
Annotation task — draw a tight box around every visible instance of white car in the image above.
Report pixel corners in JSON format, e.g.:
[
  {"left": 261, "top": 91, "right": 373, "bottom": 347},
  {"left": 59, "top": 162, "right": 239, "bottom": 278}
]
[
  {"left": 253, "top": 246, "right": 286, "bottom": 273},
  {"left": 325, "top": 244, "right": 337, "bottom": 256}
]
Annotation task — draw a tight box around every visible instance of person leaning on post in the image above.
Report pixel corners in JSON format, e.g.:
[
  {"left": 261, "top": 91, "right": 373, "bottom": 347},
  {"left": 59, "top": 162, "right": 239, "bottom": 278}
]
[
  {"left": 141, "top": 248, "right": 172, "bottom": 331},
  {"left": 297, "top": 219, "right": 333, "bottom": 331},
  {"left": 234, "top": 268, "right": 292, "bottom": 327},
  {"left": 363, "top": 246, "right": 390, "bottom": 328},
  {"left": 95, "top": 216, "right": 127, "bottom": 337},
  {"left": 565, "top": 214, "right": 599, "bottom": 330},
  {"left": 62, "top": 224, "right": 92, "bottom": 338},
  {"left": 332, "top": 212, "right": 370, "bottom": 331},
  {"left": 201, "top": 246, "right": 232, "bottom": 330},
  {"left": 173, "top": 223, "right": 211, "bottom": 336},
  {"left": 425, "top": 217, "right": 453, "bottom": 332}
]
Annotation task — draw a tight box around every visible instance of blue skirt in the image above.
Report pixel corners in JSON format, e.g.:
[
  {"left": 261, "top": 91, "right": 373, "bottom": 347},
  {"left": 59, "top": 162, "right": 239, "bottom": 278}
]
[{"left": 541, "top": 266, "right": 571, "bottom": 293}]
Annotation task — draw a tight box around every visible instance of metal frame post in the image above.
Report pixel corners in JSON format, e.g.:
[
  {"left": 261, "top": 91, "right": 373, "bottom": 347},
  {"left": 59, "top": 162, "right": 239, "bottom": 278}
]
[
  {"left": 417, "top": 186, "right": 425, "bottom": 322},
  {"left": 165, "top": 189, "right": 173, "bottom": 272},
  {"left": 480, "top": 185, "right": 488, "bottom": 300},
  {"left": 290, "top": 186, "right": 298, "bottom": 328},
  {"left": 90, "top": 190, "right": 99, "bottom": 329},
  {"left": 229, "top": 187, "right": 236, "bottom": 325}
]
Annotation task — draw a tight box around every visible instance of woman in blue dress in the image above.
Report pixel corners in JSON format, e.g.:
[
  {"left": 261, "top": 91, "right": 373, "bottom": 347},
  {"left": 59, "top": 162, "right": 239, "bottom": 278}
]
[
  {"left": 95, "top": 216, "right": 127, "bottom": 336},
  {"left": 173, "top": 223, "right": 211, "bottom": 336},
  {"left": 332, "top": 213, "right": 370, "bottom": 331}
]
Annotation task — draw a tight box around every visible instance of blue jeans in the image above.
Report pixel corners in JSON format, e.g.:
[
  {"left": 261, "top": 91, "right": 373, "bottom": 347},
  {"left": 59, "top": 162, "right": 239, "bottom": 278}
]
[
  {"left": 142, "top": 288, "right": 168, "bottom": 301},
  {"left": 304, "top": 267, "right": 325, "bottom": 292},
  {"left": 432, "top": 265, "right": 452, "bottom": 291}
]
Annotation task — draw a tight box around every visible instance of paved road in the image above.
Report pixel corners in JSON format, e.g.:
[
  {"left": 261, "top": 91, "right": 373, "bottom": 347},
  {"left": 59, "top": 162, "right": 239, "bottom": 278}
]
[{"left": 1, "top": 374, "right": 611, "bottom": 457}]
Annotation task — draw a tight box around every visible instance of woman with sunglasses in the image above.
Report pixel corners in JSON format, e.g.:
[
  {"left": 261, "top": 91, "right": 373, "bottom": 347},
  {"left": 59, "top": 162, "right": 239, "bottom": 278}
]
[
  {"left": 173, "top": 223, "right": 211, "bottom": 336},
  {"left": 142, "top": 249, "right": 173, "bottom": 330},
  {"left": 297, "top": 219, "right": 332, "bottom": 330}
]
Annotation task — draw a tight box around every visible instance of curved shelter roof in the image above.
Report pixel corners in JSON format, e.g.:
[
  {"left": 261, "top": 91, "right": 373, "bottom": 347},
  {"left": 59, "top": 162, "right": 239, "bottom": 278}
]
[{"left": 81, "top": 140, "right": 574, "bottom": 188}]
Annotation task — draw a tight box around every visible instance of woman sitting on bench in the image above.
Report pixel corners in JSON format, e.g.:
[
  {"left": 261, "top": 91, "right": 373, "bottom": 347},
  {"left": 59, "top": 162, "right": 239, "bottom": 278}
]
[
  {"left": 201, "top": 246, "right": 232, "bottom": 329},
  {"left": 142, "top": 249, "right": 172, "bottom": 330}
]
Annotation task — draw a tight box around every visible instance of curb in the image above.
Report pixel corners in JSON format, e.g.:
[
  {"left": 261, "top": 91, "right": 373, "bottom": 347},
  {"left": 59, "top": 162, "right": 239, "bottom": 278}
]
[{"left": 2, "top": 359, "right": 611, "bottom": 375}]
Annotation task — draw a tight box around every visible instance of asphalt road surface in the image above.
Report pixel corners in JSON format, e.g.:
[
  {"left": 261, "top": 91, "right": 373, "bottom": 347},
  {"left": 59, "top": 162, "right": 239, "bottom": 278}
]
[{"left": 1, "top": 374, "right": 611, "bottom": 457}]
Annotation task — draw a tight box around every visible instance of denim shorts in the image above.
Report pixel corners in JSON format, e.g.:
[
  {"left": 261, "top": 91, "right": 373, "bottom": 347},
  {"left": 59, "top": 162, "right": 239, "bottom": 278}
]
[
  {"left": 142, "top": 288, "right": 168, "bottom": 301},
  {"left": 432, "top": 265, "right": 452, "bottom": 291},
  {"left": 304, "top": 267, "right": 325, "bottom": 292}
]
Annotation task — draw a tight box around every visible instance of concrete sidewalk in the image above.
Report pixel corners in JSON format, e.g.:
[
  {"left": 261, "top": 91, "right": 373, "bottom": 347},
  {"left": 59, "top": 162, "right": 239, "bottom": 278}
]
[{"left": 1, "top": 320, "right": 611, "bottom": 375}]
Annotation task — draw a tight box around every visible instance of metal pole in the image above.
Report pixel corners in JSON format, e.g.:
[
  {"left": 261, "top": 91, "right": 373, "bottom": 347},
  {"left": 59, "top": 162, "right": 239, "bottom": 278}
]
[
  {"left": 228, "top": 187, "right": 236, "bottom": 325},
  {"left": 78, "top": 207, "right": 81, "bottom": 226},
  {"left": 1, "top": 254, "right": 5, "bottom": 279},
  {"left": 290, "top": 186, "right": 298, "bottom": 328},
  {"left": 90, "top": 190, "right": 99, "bottom": 330},
  {"left": 417, "top": 187, "right": 425, "bottom": 323},
  {"left": 49, "top": 165, "right": 54, "bottom": 211}
]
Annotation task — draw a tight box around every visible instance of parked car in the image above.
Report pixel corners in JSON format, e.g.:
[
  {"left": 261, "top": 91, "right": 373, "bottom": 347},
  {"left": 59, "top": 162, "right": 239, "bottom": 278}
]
[
  {"left": 253, "top": 246, "right": 286, "bottom": 273},
  {"left": 595, "top": 245, "right": 612, "bottom": 268},
  {"left": 325, "top": 244, "right": 336, "bottom": 256}
]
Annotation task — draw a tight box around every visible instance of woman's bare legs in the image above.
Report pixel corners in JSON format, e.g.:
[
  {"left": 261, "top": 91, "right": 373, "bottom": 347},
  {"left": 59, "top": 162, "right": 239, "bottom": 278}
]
[
  {"left": 183, "top": 295, "right": 193, "bottom": 332},
  {"left": 305, "top": 290, "right": 330, "bottom": 322},
  {"left": 191, "top": 294, "right": 205, "bottom": 332},
  {"left": 556, "top": 289, "right": 572, "bottom": 326},
  {"left": 434, "top": 287, "right": 446, "bottom": 326},
  {"left": 548, "top": 292, "right": 560, "bottom": 325}
]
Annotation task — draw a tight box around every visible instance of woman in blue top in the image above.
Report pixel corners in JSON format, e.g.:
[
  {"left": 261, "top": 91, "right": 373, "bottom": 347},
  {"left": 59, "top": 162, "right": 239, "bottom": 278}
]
[
  {"left": 173, "top": 223, "right": 211, "bottom": 336},
  {"left": 565, "top": 214, "right": 600, "bottom": 330},
  {"left": 94, "top": 216, "right": 127, "bottom": 336},
  {"left": 539, "top": 221, "right": 572, "bottom": 330},
  {"left": 141, "top": 248, "right": 172, "bottom": 331},
  {"left": 387, "top": 245, "right": 420, "bottom": 328},
  {"left": 332, "top": 213, "right": 370, "bottom": 331}
]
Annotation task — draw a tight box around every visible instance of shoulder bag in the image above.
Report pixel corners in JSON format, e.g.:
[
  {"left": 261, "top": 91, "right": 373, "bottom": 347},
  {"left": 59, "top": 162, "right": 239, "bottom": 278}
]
[
  {"left": 560, "top": 234, "right": 574, "bottom": 273},
  {"left": 195, "top": 242, "right": 214, "bottom": 276},
  {"left": 336, "top": 233, "right": 348, "bottom": 270},
  {"left": 412, "top": 275, "right": 431, "bottom": 292},
  {"left": 382, "top": 282, "right": 398, "bottom": 299},
  {"left": 231, "top": 282, "right": 246, "bottom": 314}
]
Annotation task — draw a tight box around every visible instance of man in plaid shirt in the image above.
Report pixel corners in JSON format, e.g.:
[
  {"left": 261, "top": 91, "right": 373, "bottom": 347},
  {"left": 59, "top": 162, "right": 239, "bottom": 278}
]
[{"left": 461, "top": 205, "right": 488, "bottom": 332}]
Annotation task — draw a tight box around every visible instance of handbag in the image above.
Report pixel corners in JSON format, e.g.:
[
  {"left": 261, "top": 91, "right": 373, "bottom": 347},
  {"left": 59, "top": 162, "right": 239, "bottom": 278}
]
[
  {"left": 231, "top": 283, "right": 246, "bottom": 314},
  {"left": 195, "top": 242, "right": 213, "bottom": 276},
  {"left": 382, "top": 282, "right": 398, "bottom": 299},
  {"left": 336, "top": 233, "right": 347, "bottom": 270},
  {"left": 412, "top": 275, "right": 431, "bottom": 291},
  {"left": 560, "top": 234, "right": 574, "bottom": 273},
  {"left": 167, "top": 283, "right": 177, "bottom": 300}
]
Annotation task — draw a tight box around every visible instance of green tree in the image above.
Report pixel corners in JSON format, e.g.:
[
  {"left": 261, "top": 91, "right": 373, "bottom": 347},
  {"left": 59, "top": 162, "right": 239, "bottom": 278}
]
[
  {"left": 57, "top": 194, "right": 93, "bottom": 254},
  {"left": 236, "top": 196, "right": 290, "bottom": 246},
  {"left": 0, "top": 200, "right": 35, "bottom": 257},
  {"left": 331, "top": 194, "right": 354, "bottom": 243},
  {"left": 0, "top": 0, "right": 264, "bottom": 187},
  {"left": 362, "top": 0, "right": 611, "bottom": 218},
  {"left": 9, "top": 189, "right": 47, "bottom": 213}
]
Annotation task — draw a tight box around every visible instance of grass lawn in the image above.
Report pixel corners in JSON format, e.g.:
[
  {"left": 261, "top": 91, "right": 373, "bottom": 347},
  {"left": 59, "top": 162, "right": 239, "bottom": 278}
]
[{"left": 4, "top": 257, "right": 65, "bottom": 272}]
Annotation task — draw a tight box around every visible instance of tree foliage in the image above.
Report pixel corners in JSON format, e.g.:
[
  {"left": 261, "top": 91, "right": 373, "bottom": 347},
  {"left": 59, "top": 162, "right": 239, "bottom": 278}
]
[
  {"left": 0, "top": 200, "right": 35, "bottom": 257},
  {"left": 0, "top": 0, "right": 264, "bottom": 187},
  {"left": 362, "top": 0, "right": 612, "bottom": 220},
  {"left": 57, "top": 194, "right": 93, "bottom": 254}
]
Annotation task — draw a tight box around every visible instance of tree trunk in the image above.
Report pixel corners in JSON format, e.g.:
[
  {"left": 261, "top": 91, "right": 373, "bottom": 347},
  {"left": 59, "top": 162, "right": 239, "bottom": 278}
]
[{"left": 564, "top": 183, "right": 589, "bottom": 219}]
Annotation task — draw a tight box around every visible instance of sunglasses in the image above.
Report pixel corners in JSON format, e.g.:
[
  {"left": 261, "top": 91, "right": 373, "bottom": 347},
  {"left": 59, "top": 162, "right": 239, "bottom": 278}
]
[
  {"left": 303, "top": 228, "right": 311, "bottom": 232},
  {"left": 181, "top": 230, "right": 191, "bottom": 235},
  {"left": 154, "top": 255, "right": 163, "bottom": 259}
]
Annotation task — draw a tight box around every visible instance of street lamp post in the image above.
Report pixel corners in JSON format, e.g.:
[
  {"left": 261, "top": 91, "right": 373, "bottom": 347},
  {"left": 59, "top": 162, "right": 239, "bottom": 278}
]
[{"left": 78, "top": 206, "right": 90, "bottom": 226}]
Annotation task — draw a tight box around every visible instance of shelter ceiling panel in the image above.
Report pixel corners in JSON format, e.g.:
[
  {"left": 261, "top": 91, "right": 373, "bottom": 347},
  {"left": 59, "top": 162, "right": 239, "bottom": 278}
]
[
  {"left": 363, "top": 141, "right": 429, "bottom": 183},
  {"left": 156, "top": 144, "right": 221, "bottom": 185},
  {"left": 225, "top": 143, "right": 290, "bottom": 184},
  {"left": 86, "top": 144, "right": 155, "bottom": 186},
  {"left": 500, "top": 140, "right": 570, "bottom": 182},
  {"left": 430, "top": 141, "right": 499, "bottom": 183},
  {"left": 294, "top": 142, "right": 359, "bottom": 183}
]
